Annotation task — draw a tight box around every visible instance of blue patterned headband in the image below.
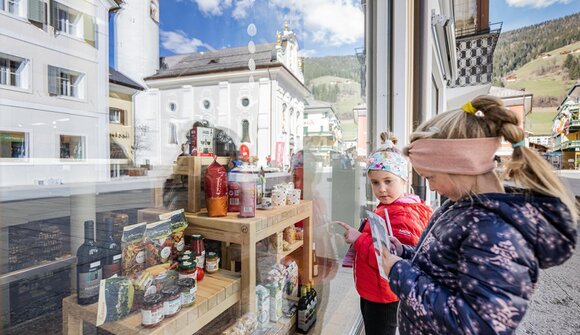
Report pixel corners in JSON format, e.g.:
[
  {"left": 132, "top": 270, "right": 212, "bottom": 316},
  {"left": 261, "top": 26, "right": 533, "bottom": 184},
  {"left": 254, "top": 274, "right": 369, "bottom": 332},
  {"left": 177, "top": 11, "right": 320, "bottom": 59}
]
[{"left": 366, "top": 141, "right": 408, "bottom": 181}]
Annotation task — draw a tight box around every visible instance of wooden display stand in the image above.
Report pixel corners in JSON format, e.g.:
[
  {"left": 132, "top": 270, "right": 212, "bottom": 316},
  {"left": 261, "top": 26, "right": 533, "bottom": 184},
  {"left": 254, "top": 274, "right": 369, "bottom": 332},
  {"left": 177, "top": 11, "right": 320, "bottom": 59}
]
[
  {"left": 184, "top": 201, "right": 313, "bottom": 315},
  {"left": 171, "top": 156, "right": 230, "bottom": 213},
  {"left": 62, "top": 270, "right": 241, "bottom": 335}
]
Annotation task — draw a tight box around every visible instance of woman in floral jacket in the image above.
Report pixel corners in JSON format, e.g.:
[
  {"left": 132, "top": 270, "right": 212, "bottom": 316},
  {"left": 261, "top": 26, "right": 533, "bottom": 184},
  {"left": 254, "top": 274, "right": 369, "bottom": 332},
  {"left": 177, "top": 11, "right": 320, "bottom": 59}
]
[{"left": 382, "top": 95, "right": 577, "bottom": 334}]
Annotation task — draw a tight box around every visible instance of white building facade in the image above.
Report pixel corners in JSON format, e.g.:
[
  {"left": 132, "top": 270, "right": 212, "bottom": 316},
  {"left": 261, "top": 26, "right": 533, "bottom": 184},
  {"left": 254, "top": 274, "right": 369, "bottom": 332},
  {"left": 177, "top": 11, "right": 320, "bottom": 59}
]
[{"left": 0, "top": 0, "right": 118, "bottom": 187}]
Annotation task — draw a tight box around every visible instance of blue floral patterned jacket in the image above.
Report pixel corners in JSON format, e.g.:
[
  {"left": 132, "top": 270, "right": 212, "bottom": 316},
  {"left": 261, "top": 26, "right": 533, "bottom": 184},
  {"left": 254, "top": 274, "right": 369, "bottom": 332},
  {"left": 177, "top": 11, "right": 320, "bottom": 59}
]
[{"left": 389, "top": 190, "right": 577, "bottom": 335}]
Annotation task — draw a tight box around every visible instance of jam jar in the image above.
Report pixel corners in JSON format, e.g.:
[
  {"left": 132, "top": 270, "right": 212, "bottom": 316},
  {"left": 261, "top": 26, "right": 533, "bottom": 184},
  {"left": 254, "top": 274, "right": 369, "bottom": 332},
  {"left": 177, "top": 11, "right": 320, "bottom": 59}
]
[
  {"left": 178, "top": 260, "right": 197, "bottom": 280},
  {"left": 205, "top": 252, "right": 220, "bottom": 274},
  {"left": 141, "top": 293, "right": 164, "bottom": 328},
  {"left": 161, "top": 285, "right": 181, "bottom": 318},
  {"left": 178, "top": 278, "right": 197, "bottom": 307}
]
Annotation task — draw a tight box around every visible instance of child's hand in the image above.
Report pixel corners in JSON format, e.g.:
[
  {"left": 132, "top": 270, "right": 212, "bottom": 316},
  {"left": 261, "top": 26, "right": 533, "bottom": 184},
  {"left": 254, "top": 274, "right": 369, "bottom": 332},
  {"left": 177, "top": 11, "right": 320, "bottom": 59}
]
[
  {"left": 335, "top": 221, "right": 362, "bottom": 244},
  {"left": 389, "top": 236, "right": 403, "bottom": 256}
]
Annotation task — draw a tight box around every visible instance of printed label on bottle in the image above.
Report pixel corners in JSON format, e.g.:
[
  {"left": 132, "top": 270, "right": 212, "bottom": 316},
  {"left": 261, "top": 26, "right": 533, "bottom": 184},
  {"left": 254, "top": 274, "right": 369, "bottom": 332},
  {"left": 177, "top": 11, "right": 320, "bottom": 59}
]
[
  {"left": 178, "top": 271, "right": 197, "bottom": 280},
  {"left": 181, "top": 291, "right": 196, "bottom": 306},
  {"left": 195, "top": 254, "right": 205, "bottom": 268},
  {"left": 205, "top": 259, "right": 219, "bottom": 272},
  {"left": 113, "top": 254, "right": 122, "bottom": 261},
  {"left": 163, "top": 298, "right": 181, "bottom": 315},
  {"left": 78, "top": 268, "right": 102, "bottom": 299},
  {"left": 141, "top": 307, "right": 163, "bottom": 326},
  {"left": 160, "top": 246, "right": 171, "bottom": 260},
  {"left": 176, "top": 239, "right": 185, "bottom": 252},
  {"left": 136, "top": 250, "right": 145, "bottom": 264},
  {"left": 90, "top": 261, "right": 101, "bottom": 268}
]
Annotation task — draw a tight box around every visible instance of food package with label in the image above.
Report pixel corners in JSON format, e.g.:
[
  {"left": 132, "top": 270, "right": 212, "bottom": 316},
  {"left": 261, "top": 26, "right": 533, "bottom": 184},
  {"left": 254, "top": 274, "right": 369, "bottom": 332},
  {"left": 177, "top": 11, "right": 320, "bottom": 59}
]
[
  {"left": 282, "top": 260, "right": 299, "bottom": 317},
  {"left": 190, "top": 125, "right": 214, "bottom": 156},
  {"left": 121, "top": 222, "right": 147, "bottom": 279},
  {"left": 144, "top": 220, "right": 173, "bottom": 267},
  {"left": 255, "top": 285, "right": 270, "bottom": 328},
  {"left": 205, "top": 158, "right": 228, "bottom": 217},
  {"left": 222, "top": 312, "right": 257, "bottom": 335},
  {"left": 265, "top": 265, "right": 286, "bottom": 322},
  {"left": 96, "top": 276, "right": 134, "bottom": 326},
  {"left": 158, "top": 209, "right": 188, "bottom": 258}
]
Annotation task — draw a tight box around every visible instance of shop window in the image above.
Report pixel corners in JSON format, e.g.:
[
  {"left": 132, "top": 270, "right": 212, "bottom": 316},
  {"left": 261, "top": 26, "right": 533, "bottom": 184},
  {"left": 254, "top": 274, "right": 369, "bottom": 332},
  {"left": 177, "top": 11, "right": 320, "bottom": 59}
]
[
  {"left": 48, "top": 65, "right": 85, "bottom": 99},
  {"left": 59, "top": 134, "right": 85, "bottom": 159},
  {"left": 109, "top": 108, "right": 126, "bottom": 125},
  {"left": 0, "top": 130, "right": 28, "bottom": 158},
  {"left": 0, "top": 53, "right": 28, "bottom": 88}
]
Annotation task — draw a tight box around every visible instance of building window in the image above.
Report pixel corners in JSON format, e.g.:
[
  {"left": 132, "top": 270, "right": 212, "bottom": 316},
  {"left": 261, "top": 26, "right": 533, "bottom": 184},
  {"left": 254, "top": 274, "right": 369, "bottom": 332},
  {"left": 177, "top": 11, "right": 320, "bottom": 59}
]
[
  {"left": 0, "top": 54, "right": 27, "bottom": 88},
  {"left": 60, "top": 135, "right": 85, "bottom": 159},
  {"left": 0, "top": 0, "right": 21, "bottom": 16},
  {"left": 168, "top": 102, "right": 177, "bottom": 112},
  {"left": 0, "top": 130, "right": 27, "bottom": 158},
  {"left": 48, "top": 65, "right": 84, "bottom": 98},
  {"left": 52, "top": 2, "right": 82, "bottom": 37},
  {"left": 202, "top": 99, "right": 211, "bottom": 110},
  {"left": 241, "top": 97, "right": 250, "bottom": 107},
  {"left": 109, "top": 108, "right": 126, "bottom": 125}
]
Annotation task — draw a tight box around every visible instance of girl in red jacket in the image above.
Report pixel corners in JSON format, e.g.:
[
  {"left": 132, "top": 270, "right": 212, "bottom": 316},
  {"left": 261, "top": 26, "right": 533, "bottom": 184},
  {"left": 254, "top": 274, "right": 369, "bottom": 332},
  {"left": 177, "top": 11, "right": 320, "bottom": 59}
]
[{"left": 337, "top": 132, "right": 432, "bottom": 335}]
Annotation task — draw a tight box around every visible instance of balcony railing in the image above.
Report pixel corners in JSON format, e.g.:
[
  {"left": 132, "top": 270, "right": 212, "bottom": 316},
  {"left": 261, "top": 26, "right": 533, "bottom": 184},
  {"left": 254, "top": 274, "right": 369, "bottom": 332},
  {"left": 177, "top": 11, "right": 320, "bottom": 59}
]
[{"left": 553, "top": 140, "right": 580, "bottom": 151}]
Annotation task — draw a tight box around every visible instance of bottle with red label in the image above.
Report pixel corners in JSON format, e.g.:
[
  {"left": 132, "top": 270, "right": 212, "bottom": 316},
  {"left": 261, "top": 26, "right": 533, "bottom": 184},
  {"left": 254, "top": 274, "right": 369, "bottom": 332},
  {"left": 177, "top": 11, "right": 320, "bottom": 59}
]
[
  {"left": 228, "top": 173, "right": 241, "bottom": 212},
  {"left": 191, "top": 234, "right": 205, "bottom": 281}
]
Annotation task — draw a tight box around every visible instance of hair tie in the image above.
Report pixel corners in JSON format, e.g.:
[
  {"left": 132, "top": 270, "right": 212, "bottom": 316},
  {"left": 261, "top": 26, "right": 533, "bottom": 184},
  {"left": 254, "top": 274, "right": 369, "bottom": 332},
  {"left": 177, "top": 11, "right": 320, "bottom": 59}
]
[
  {"left": 461, "top": 102, "right": 477, "bottom": 114},
  {"left": 512, "top": 140, "right": 525, "bottom": 148}
]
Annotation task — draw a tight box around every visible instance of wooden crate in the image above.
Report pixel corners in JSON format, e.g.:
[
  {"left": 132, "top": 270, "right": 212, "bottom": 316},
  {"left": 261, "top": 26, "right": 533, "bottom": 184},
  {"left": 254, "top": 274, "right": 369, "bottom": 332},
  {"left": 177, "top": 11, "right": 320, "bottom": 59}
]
[{"left": 173, "top": 156, "right": 230, "bottom": 213}]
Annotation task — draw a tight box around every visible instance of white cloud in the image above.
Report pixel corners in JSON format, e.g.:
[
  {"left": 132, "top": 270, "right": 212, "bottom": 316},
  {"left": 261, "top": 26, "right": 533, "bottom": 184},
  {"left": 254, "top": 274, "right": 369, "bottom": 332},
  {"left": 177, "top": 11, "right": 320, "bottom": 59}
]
[
  {"left": 193, "top": 0, "right": 232, "bottom": 16},
  {"left": 299, "top": 49, "right": 317, "bottom": 57},
  {"left": 505, "top": 0, "right": 571, "bottom": 8},
  {"left": 160, "top": 30, "right": 214, "bottom": 54},
  {"left": 232, "top": 0, "right": 255, "bottom": 20},
  {"left": 269, "top": 0, "right": 364, "bottom": 47}
]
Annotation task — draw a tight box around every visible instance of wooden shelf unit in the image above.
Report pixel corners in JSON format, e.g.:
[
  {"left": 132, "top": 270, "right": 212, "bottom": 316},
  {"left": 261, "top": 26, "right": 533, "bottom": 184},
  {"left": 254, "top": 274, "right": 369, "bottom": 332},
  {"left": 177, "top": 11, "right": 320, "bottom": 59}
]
[
  {"left": 184, "top": 200, "right": 313, "bottom": 315},
  {"left": 277, "top": 240, "right": 304, "bottom": 262},
  {"left": 62, "top": 270, "right": 241, "bottom": 335}
]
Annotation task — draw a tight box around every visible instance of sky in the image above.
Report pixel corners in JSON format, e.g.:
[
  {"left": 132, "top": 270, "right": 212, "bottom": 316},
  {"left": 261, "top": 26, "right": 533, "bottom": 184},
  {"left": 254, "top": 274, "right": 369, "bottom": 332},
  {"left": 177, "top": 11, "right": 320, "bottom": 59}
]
[{"left": 109, "top": 0, "right": 579, "bottom": 64}]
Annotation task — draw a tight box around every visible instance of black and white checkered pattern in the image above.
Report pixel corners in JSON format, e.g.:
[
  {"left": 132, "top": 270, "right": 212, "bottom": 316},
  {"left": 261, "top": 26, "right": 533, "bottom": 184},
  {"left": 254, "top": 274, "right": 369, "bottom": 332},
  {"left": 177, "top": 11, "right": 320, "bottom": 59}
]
[{"left": 449, "top": 31, "right": 500, "bottom": 88}]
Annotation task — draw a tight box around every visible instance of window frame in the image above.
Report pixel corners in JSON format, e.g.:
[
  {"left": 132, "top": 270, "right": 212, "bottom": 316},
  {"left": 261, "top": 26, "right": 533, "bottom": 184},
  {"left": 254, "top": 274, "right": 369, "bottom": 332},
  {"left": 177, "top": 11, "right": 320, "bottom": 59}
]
[
  {"left": 109, "top": 108, "right": 126, "bottom": 125},
  {"left": 48, "top": 65, "right": 85, "bottom": 99},
  {"left": 58, "top": 134, "right": 86, "bottom": 160},
  {"left": 0, "top": 129, "right": 30, "bottom": 161},
  {"left": 0, "top": 53, "right": 29, "bottom": 90}
]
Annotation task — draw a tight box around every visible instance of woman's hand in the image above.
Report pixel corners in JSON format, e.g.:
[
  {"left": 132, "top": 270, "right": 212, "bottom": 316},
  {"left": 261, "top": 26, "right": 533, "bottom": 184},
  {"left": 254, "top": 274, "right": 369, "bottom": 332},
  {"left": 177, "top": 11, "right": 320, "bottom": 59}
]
[
  {"left": 381, "top": 245, "right": 402, "bottom": 275},
  {"left": 389, "top": 236, "right": 403, "bottom": 256},
  {"left": 335, "top": 221, "right": 362, "bottom": 244}
]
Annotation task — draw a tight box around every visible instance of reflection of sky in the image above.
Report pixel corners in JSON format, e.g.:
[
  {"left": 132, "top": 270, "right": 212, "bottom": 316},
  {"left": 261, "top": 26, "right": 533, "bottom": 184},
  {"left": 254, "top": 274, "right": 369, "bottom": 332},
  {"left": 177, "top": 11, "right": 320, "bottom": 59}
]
[
  {"left": 109, "top": 0, "right": 365, "bottom": 66},
  {"left": 490, "top": 0, "right": 580, "bottom": 32}
]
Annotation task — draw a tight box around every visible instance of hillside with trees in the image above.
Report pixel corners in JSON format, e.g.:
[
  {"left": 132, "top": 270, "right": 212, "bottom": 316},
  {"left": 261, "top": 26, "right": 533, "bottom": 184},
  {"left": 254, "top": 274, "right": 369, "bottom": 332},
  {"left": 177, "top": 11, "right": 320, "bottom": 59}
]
[{"left": 493, "top": 12, "right": 580, "bottom": 83}]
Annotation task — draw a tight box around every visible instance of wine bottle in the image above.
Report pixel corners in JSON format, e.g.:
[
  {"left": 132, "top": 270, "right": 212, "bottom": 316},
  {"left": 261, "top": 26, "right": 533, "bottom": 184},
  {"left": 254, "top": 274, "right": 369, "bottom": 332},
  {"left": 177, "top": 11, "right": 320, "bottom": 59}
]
[
  {"left": 77, "top": 220, "right": 102, "bottom": 305},
  {"left": 297, "top": 286, "right": 309, "bottom": 333},
  {"left": 312, "top": 243, "right": 319, "bottom": 277},
  {"left": 101, "top": 218, "right": 122, "bottom": 279}
]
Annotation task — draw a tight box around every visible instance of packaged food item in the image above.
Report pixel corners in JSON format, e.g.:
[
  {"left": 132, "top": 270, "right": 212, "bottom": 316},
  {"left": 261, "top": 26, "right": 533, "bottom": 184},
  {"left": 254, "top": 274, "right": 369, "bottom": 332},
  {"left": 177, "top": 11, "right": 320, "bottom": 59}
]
[
  {"left": 205, "top": 252, "right": 220, "bottom": 273},
  {"left": 159, "top": 209, "right": 188, "bottom": 258},
  {"left": 141, "top": 293, "right": 164, "bottom": 328},
  {"left": 283, "top": 261, "right": 299, "bottom": 317},
  {"left": 265, "top": 265, "right": 285, "bottom": 322},
  {"left": 190, "top": 123, "right": 214, "bottom": 156},
  {"left": 178, "top": 278, "right": 197, "bottom": 307},
  {"left": 121, "top": 222, "right": 147, "bottom": 279},
  {"left": 205, "top": 158, "right": 228, "bottom": 217},
  {"left": 191, "top": 234, "right": 206, "bottom": 281},
  {"left": 222, "top": 313, "right": 258, "bottom": 335},
  {"left": 144, "top": 220, "right": 173, "bottom": 267},
  {"left": 255, "top": 285, "right": 270, "bottom": 328},
  {"left": 227, "top": 174, "right": 241, "bottom": 212},
  {"left": 161, "top": 285, "right": 181, "bottom": 318},
  {"left": 178, "top": 260, "right": 197, "bottom": 280},
  {"left": 239, "top": 175, "right": 256, "bottom": 218},
  {"left": 96, "top": 276, "right": 134, "bottom": 326}
]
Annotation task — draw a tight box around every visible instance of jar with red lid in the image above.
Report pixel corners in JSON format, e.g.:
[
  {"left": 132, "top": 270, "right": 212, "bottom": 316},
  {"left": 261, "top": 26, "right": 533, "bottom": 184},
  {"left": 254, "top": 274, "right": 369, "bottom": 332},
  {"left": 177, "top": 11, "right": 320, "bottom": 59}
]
[
  {"left": 191, "top": 234, "right": 205, "bottom": 281},
  {"left": 161, "top": 285, "right": 181, "bottom": 318},
  {"left": 141, "top": 293, "right": 164, "bottom": 328}
]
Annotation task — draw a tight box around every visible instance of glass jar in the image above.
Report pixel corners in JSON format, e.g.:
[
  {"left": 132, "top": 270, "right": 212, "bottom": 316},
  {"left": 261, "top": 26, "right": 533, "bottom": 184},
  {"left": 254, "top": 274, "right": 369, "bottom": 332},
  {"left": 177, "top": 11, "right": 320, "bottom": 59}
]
[
  {"left": 205, "top": 252, "right": 220, "bottom": 274},
  {"left": 178, "top": 260, "right": 197, "bottom": 280},
  {"left": 178, "top": 278, "right": 197, "bottom": 308},
  {"left": 191, "top": 234, "right": 205, "bottom": 281},
  {"left": 161, "top": 285, "right": 181, "bottom": 318},
  {"left": 141, "top": 293, "right": 164, "bottom": 328}
]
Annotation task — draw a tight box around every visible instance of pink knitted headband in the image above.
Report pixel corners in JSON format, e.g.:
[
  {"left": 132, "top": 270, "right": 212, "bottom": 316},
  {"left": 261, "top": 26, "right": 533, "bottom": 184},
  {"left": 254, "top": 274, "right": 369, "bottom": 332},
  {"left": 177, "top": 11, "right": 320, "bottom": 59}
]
[{"left": 405, "top": 137, "right": 500, "bottom": 175}]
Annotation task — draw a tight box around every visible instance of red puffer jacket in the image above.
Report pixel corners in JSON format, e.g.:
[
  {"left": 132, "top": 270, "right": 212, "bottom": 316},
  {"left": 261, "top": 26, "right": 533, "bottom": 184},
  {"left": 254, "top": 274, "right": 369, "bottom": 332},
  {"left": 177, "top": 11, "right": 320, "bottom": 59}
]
[{"left": 353, "top": 195, "right": 432, "bottom": 303}]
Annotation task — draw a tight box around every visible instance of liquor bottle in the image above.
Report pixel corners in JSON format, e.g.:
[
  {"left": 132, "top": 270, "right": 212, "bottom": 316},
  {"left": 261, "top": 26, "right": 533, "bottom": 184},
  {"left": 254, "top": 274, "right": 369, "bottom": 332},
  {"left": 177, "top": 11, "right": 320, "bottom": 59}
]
[
  {"left": 101, "top": 218, "right": 122, "bottom": 279},
  {"left": 312, "top": 243, "right": 319, "bottom": 277},
  {"left": 77, "top": 220, "right": 102, "bottom": 305},
  {"left": 297, "top": 286, "right": 309, "bottom": 333},
  {"left": 239, "top": 120, "right": 251, "bottom": 161}
]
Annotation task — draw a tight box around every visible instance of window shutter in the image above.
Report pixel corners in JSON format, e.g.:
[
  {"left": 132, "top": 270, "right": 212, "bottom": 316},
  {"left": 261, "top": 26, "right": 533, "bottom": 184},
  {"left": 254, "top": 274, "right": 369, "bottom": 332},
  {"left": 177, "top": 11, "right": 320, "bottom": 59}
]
[
  {"left": 83, "top": 14, "right": 95, "bottom": 47},
  {"left": 28, "top": 0, "right": 44, "bottom": 24},
  {"left": 48, "top": 66, "right": 58, "bottom": 95},
  {"left": 50, "top": 0, "right": 58, "bottom": 29}
]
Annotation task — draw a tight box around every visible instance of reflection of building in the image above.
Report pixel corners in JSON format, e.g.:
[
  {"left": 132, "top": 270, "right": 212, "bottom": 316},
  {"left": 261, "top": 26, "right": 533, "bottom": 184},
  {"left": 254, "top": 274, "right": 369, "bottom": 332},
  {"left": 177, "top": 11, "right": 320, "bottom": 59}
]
[
  {"left": 551, "top": 84, "right": 580, "bottom": 169},
  {"left": 109, "top": 67, "right": 145, "bottom": 177},
  {"left": 352, "top": 103, "right": 367, "bottom": 157},
  {"left": 133, "top": 24, "right": 308, "bottom": 170},
  {"left": 489, "top": 86, "right": 532, "bottom": 157},
  {"left": 304, "top": 99, "right": 342, "bottom": 161},
  {"left": 0, "top": 0, "right": 119, "bottom": 187}
]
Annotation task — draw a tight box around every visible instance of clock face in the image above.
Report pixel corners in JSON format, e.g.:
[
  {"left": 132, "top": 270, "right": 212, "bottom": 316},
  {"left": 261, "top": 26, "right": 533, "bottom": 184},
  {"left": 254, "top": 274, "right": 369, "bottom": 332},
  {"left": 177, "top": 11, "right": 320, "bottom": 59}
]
[{"left": 150, "top": 0, "right": 159, "bottom": 23}]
